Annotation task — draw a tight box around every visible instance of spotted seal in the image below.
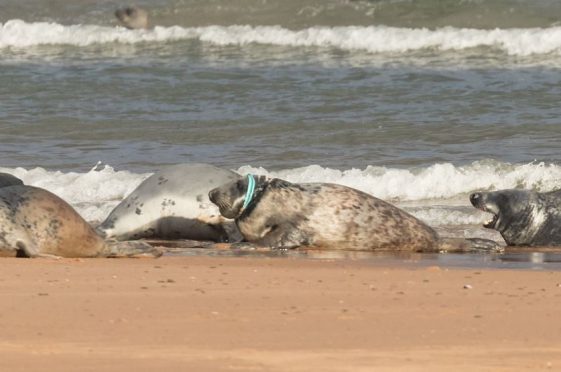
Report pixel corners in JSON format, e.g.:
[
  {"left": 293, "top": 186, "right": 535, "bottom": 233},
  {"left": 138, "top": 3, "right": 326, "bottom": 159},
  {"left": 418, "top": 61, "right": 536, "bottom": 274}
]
[
  {"left": 0, "top": 185, "right": 162, "bottom": 258},
  {"left": 209, "top": 175, "right": 497, "bottom": 252},
  {"left": 470, "top": 189, "right": 561, "bottom": 246},
  {"left": 0, "top": 173, "right": 23, "bottom": 188},
  {"left": 115, "top": 6, "right": 149, "bottom": 30},
  {"left": 97, "top": 163, "right": 242, "bottom": 242}
]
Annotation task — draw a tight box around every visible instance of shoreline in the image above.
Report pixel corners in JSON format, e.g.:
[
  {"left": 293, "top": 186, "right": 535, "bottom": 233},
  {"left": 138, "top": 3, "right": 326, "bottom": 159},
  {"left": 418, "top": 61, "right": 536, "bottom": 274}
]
[{"left": 0, "top": 256, "right": 559, "bottom": 371}]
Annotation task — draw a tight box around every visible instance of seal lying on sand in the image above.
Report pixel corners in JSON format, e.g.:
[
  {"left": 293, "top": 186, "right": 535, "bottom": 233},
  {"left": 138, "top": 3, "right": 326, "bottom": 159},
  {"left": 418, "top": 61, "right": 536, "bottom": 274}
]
[
  {"left": 209, "top": 175, "right": 498, "bottom": 252},
  {"left": 470, "top": 189, "right": 561, "bottom": 246},
  {"left": 98, "top": 164, "right": 242, "bottom": 242},
  {"left": 0, "top": 185, "right": 161, "bottom": 258},
  {"left": 0, "top": 173, "right": 23, "bottom": 188},
  {"left": 115, "top": 6, "right": 149, "bottom": 29}
]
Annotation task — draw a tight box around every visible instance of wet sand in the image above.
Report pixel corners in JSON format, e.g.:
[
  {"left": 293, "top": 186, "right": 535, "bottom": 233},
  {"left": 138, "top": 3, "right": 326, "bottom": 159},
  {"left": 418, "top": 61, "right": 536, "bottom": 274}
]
[{"left": 0, "top": 255, "right": 560, "bottom": 371}]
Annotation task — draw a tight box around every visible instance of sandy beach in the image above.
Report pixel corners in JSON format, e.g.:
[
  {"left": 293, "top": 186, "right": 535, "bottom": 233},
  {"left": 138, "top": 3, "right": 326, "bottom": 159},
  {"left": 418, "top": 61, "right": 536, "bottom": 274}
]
[{"left": 0, "top": 255, "right": 559, "bottom": 371}]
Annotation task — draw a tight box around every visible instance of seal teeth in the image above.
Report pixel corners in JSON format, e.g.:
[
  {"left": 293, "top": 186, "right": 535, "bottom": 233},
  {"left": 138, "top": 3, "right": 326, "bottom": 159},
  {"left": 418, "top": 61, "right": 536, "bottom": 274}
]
[{"left": 482, "top": 214, "right": 498, "bottom": 229}]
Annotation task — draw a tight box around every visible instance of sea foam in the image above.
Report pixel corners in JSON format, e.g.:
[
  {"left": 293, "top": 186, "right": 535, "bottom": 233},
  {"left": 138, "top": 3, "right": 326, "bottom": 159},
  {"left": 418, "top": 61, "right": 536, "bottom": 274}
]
[
  {"left": 1, "top": 160, "right": 560, "bottom": 224},
  {"left": 3, "top": 20, "right": 561, "bottom": 56},
  {"left": 239, "top": 161, "right": 561, "bottom": 201},
  {"left": 0, "top": 164, "right": 149, "bottom": 222}
]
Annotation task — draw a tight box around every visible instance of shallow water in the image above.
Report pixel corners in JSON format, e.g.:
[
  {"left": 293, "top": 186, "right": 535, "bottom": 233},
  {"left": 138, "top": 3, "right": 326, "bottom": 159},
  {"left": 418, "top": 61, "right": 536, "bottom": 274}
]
[
  {"left": 2, "top": 0, "right": 561, "bottom": 265},
  {"left": 164, "top": 246, "right": 561, "bottom": 271}
]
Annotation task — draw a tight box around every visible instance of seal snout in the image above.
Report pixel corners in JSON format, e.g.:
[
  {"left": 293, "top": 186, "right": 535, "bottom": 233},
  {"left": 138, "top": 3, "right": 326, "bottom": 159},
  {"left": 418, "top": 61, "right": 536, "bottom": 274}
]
[
  {"left": 470, "top": 192, "right": 489, "bottom": 212},
  {"left": 208, "top": 184, "right": 241, "bottom": 219},
  {"left": 469, "top": 192, "right": 482, "bottom": 208},
  {"left": 208, "top": 187, "right": 228, "bottom": 213},
  {"left": 470, "top": 192, "right": 499, "bottom": 229},
  {"left": 208, "top": 188, "right": 219, "bottom": 204}
]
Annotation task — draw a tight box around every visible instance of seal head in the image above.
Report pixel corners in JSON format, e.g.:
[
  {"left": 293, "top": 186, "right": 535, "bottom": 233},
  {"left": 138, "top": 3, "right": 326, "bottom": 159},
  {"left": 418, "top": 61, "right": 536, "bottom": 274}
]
[
  {"left": 470, "top": 189, "right": 561, "bottom": 246},
  {"left": 115, "top": 6, "right": 149, "bottom": 29},
  {"left": 209, "top": 174, "right": 267, "bottom": 220}
]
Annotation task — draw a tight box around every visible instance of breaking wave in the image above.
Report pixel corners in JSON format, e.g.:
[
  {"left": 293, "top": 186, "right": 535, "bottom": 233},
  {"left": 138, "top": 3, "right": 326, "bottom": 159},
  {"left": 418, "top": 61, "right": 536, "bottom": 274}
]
[
  {"left": 2, "top": 160, "right": 561, "bottom": 225},
  {"left": 4, "top": 20, "right": 561, "bottom": 56}
]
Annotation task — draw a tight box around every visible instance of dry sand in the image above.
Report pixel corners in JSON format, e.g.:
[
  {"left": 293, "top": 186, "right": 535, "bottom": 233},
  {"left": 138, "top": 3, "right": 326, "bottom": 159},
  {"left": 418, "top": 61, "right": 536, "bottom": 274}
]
[{"left": 0, "top": 255, "right": 559, "bottom": 371}]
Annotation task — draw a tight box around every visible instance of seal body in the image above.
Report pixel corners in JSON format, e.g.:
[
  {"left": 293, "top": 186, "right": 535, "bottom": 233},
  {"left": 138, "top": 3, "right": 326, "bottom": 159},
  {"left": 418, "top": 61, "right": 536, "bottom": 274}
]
[
  {"left": 209, "top": 176, "right": 439, "bottom": 251},
  {"left": 115, "top": 6, "right": 149, "bottom": 29},
  {"left": 0, "top": 185, "right": 160, "bottom": 258},
  {"left": 470, "top": 189, "right": 561, "bottom": 246},
  {"left": 98, "top": 164, "right": 242, "bottom": 242},
  {"left": 0, "top": 173, "right": 23, "bottom": 188}
]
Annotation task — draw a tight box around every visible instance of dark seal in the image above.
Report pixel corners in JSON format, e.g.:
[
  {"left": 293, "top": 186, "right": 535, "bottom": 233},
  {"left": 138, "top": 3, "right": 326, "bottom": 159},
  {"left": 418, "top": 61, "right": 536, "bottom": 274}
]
[
  {"left": 209, "top": 175, "right": 440, "bottom": 251},
  {"left": 470, "top": 189, "right": 561, "bottom": 246},
  {"left": 0, "top": 173, "right": 23, "bottom": 188}
]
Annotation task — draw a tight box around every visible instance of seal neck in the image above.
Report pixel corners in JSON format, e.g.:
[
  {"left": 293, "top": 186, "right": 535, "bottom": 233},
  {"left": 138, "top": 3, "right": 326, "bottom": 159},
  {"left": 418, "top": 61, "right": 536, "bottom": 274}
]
[{"left": 242, "top": 174, "right": 256, "bottom": 210}]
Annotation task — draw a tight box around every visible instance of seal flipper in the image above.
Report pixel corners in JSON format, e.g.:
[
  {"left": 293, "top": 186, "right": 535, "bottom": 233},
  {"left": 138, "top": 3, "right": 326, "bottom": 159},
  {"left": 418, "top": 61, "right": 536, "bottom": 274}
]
[
  {"left": 437, "top": 237, "right": 504, "bottom": 253},
  {"left": 104, "top": 241, "right": 163, "bottom": 258},
  {"left": 16, "top": 240, "right": 62, "bottom": 259},
  {"left": 251, "top": 223, "right": 308, "bottom": 250}
]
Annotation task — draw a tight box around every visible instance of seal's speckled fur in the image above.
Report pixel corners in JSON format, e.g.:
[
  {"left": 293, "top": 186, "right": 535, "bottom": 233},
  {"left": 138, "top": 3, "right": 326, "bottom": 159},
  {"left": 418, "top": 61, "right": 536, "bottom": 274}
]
[
  {"left": 209, "top": 176, "right": 439, "bottom": 251},
  {"left": 98, "top": 164, "right": 241, "bottom": 243},
  {"left": 0, "top": 185, "right": 161, "bottom": 258}
]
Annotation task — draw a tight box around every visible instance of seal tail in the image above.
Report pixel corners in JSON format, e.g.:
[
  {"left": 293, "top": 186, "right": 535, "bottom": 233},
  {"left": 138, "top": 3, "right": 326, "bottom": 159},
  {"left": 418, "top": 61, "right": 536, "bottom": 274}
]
[
  {"left": 437, "top": 238, "right": 504, "bottom": 253},
  {"left": 103, "top": 241, "right": 163, "bottom": 258}
]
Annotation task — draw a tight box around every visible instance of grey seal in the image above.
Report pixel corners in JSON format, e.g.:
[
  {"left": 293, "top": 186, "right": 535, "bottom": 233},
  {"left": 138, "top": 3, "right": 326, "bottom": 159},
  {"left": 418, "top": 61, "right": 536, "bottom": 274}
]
[
  {"left": 0, "top": 185, "right": 162, "bottom": 258},
  {"left": 210, "top": 175, "right": 487, "bottom": 252},
  {"left": 0, "top": 173, "right": 23, "bottom": 188},
  {"left": 115, "top": 6, "right": 149, "bottom": 30},
  {"left": 98, "top": 163, "right": 242, "bottom": 242},
  {"left": 470, "top": 189, "right": 561, "bottom": 246}
]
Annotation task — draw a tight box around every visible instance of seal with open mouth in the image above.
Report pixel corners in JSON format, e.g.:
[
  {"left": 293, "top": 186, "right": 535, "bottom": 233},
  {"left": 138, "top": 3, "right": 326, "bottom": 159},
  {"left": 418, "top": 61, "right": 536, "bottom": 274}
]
[{"left": 470, "top": 189, "right": 561, "bottom": 246}]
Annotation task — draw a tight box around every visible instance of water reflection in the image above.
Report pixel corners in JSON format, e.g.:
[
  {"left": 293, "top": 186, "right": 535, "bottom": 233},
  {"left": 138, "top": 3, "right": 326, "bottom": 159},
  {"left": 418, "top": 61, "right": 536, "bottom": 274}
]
[{"left": 155, "top": 240, "right": 561, "bottom": 270}]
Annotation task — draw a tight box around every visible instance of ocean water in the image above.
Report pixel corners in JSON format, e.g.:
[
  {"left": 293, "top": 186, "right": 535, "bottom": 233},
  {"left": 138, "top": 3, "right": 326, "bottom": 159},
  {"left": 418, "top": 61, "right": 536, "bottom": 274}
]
[{"left": 2, "top": 0, "right": 561, "bottom": 245}]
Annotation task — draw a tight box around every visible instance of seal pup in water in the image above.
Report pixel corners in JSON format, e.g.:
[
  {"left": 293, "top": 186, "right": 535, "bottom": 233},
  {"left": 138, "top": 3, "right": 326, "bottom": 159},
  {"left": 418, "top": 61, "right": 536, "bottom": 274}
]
[
  {"left": 0, "top": 185, "right": 162, "bottom": 258},
  {"left": 115, "top": 6, "right": 149, "bottom": 30},
  {"left": 98, "top": 163, "right": 242, "bottom": 242},
  {"left": 209, "top": 175, "right": 499, "bottom": 252},
  {"left": 0, "top": 173, "right": 23, "bottom": 188},
  {"left": 470, "top": 189, "right": 561, "bottom": 246}
]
